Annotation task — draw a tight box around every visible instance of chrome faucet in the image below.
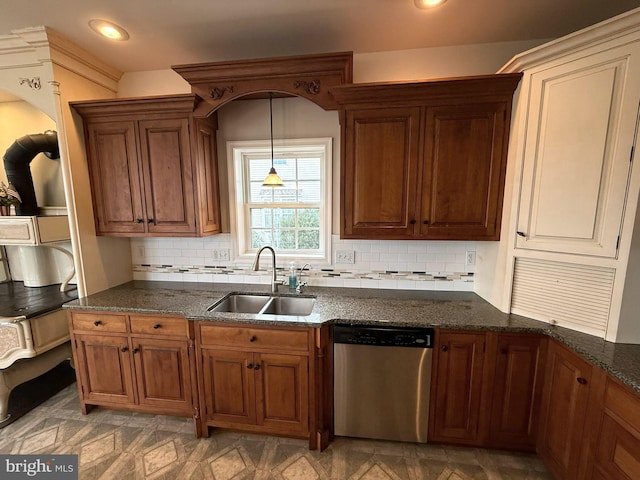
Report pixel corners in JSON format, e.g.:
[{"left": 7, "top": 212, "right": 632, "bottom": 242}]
[
  {"left": 296, "top": 263, "right": 311, "bottom": 294},
  {"left": 252, "top": 246, "right": 280, "bottom": 293}
]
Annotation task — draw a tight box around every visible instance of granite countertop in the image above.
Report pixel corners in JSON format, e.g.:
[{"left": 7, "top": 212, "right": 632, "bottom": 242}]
[{"left": 63, "top": 280, "right": 640, "bottom": 394}]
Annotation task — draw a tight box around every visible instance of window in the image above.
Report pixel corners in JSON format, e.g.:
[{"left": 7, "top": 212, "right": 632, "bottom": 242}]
[{"left": 228, "top": 138, "right": 332, "bottom": 262}]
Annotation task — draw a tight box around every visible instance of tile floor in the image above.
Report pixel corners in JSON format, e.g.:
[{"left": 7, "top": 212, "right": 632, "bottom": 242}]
[{"left": 0, "top": 384, "right": 554, "bottom": 479}]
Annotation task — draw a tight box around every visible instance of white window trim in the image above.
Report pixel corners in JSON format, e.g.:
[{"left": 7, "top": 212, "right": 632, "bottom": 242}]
[{"left": 227, "top": 137, "right": 332, "bottom": 264}]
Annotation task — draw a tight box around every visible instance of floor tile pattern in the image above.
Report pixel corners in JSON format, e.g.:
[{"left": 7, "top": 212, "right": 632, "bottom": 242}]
[{"left": 0, "top": 385, "right": 554, "bottom": 479}]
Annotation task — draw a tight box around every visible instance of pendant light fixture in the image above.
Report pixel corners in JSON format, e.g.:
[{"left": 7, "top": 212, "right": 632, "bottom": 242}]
[{"left": 262, "top": 94, "right": 284, "bottom": 187}]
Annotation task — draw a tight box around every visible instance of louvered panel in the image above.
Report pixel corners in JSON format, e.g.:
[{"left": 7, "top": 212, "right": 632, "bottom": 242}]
[{"left": 511, "top": 257, "right": 615, "bottom": 337}]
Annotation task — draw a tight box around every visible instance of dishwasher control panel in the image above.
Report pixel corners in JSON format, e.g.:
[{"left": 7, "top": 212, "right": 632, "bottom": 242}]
[{"left": 333, "top": 324, "right": 434, "bottom": 348}]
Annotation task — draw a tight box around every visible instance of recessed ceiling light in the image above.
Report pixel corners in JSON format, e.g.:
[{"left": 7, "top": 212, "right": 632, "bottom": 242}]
[
  {"left": 88, "top": 19, "right": 130, "bottom": 41},
  {"left": 414, "top": 0, "right": 447, "bottom": 8}
]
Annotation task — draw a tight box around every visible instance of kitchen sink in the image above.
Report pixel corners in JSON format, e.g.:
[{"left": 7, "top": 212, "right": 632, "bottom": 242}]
[
  {"left": 208, "top": 294, "right": 271, "bottom": 313},
  {"left": 260, "top": 296, "right": 316, "bottom": 316},
  {"left": 208, "top": 293, "right": 315, "bottom": 316}
]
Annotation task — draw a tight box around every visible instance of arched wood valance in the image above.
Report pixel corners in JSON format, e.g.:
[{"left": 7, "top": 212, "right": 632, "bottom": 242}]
[{"left": 172, "top": 51, "right": 353, "bottom": 117}]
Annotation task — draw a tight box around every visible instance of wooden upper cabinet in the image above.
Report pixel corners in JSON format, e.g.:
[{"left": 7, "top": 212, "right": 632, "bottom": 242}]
[
  {"left": 421, "top": 103, "right": 508, "bottom": 239},
  {"left": 342, "top": 107, "right": 421, "bottom": 237},
  {"left": 85, "top": 121, "right": 145, "bottom": 234},
  {"left": 332, "top": 74, "right": 521, "bottom": 240},
  {"left": 72, "top": 95, "right": 221, "bottom": 237}
]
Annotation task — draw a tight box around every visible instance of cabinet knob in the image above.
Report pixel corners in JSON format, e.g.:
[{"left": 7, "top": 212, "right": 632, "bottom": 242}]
[
  {"left": 516, "top": 231, "right": 527, "bottom": 238},
  {"left": 153, "top": 324, "right": 161, "bottom": 329},
  {"left": 121, "top": 346, "right": 128, "bottom": 353},
  {"left": 423, "top": 220, "right": 430, "bottom": 225},
  {"left": 147, "top": 218, "right": 154, "bottom": 224},
  {"left": 409, "top": 219, "right": 417, "bottom": 225},
  {"left": 577, "top": 377, "right": 588, "bottom": 385},
  {"left": 254, "top": 364, "right": 261, "bottom": 371},
  {"left": 136, "top": 218, "right": 144, "bottom": 224},
  {"left": 94, "top": 320, "right": 102, "bottom": 326},
  {"left": 441, "top": 345, "right": 448, "bottom": 352},
  {"left": 133, "top": 347, "right": 140, "bottom": 354},
  {"left": 247, "top": 363, "right": 254, "bottom": 369},
  {"left": 249, "top": 335, "right": 257, "bottom": 342}
]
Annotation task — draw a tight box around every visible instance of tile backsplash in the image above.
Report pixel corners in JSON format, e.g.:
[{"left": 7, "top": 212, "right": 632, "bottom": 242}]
[{"left": 131, "top": 234, "right": 476, "bottom": 291}]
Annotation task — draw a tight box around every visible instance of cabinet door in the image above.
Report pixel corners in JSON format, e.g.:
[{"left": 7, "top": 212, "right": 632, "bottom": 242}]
[
  {"left": 139, "top": 118, "right": 197, "bottom": 234},
  {"left": 420, "top": 103, "right": 508, "bottom": 240},
  {"left": 131, "top": 337, "right": 193, "bottom": 414},
  {"left": 254, "top": 353, "right": 309, "bottom": 436},
  {"left": 85, "top": 121, "right": 146, "bottom": 234},
  {"left": 194, "top": 117, "right": 222, "bottom": 235},
  {"left": 538, "top": 341, "right": 593, "bottom": 480},
  {"left": 590, "top": 377, "right": 640, "bottom": 480},
  {"left": 341, "top": 107, "right": 421, "bottom": 238},
  {"left": 487, "top": 334, "right": 545, "bottom": 451},
  {"left": 516, "top": 43, "right": 640, "bottom": 257},
  {"left": 201, "top": 348, "right": 256, "bottom": 425},
  {"left": 430, "top": 331, "right": 486, "bottom": 445},
  {"left": 74, "top": 334, "right": 136, "bottom": 406}
]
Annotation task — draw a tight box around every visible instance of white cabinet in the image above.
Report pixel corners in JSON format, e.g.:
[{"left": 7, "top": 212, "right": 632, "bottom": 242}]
[
  {"left": 498, "top": 8, "right": 640, "bottom": 342},
  {"left": 513, "top": 41, "right": 640, "bottom": 257}
]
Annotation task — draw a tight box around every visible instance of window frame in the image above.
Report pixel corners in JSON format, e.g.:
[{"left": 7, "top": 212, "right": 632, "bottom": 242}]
[{"left": 227, "top": 137, "right": 332, "bottom": 263}]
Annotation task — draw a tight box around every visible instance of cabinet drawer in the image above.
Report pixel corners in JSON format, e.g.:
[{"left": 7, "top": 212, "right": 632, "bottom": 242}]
[
  {"left": 71, "top": 312, "right": 128, "bottom": 333},
  {"left": 130, "top": 315, "right": 188, "bottom": 337},
  {"left": 604, "top": 379, "right": 640, "bottom": 433},
  {"left": 199, "top": 324, "right": 309, "bottom": 352}
]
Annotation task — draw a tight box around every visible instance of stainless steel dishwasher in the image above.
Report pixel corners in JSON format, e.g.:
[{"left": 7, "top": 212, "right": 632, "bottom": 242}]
[{"left": 333, "top": 324, "right": 434, "bottom": 443}]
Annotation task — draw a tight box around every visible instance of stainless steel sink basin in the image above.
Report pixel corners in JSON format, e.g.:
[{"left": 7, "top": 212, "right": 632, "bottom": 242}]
[
  {"left": 208, "top": 293, "right": 315, "bottom": 316},
  {"left": 260, "top": 296, "right": 316, "bottom": 316},
  {"left": 208, "top": 294, "right": 271, "bottom": 313}
]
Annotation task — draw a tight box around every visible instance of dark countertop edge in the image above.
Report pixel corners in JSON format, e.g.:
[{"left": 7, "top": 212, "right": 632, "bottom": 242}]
[{"left": 62, "top": 280, "right": 640, "bottom": 395}]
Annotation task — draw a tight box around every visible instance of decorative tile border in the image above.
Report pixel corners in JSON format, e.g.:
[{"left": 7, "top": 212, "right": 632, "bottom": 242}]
[{"left": 132, "top": 264, "right": 474, "bottom": 291}]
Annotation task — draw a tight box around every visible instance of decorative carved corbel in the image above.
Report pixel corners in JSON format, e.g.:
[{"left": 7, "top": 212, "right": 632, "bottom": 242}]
[
  {"left": 294, "top": 80, "right": 321, "bottom": 95},
  {"left": 19, "top": 77, "right": 41, "bottom": 90},
  {"left": 209, "top": 85, "right": 234, "bottom": 100}
]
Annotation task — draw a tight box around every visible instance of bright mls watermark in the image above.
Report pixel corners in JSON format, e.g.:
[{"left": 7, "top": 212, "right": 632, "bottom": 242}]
[{"left": 0, "top": 455, "right": 78, "bottom": 479}]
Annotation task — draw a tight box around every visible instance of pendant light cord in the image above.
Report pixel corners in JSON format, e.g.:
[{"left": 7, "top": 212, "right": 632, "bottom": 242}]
[{"left": 269, "top": 93, "right": 274, "bottom": 170}]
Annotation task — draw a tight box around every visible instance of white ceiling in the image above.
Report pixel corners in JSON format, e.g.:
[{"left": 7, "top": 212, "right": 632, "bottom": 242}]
[{"left": 1, "top": 0, "right": 639, "bottom": 73}]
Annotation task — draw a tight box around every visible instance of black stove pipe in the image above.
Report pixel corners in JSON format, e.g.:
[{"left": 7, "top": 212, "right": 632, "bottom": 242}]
[{"left": 2, "top": 131, "right": 59, "bottom": 215}]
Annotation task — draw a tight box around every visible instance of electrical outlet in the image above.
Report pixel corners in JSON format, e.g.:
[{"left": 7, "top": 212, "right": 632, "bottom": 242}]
[
  {"left": 466, "top": 251, "right": 476, "bottom": 266},
  {"left": 336, "top": 250, "right": 355, "bottom": 264},
  {"left": 212, "top": 248, "right": 230, "bottom": 261},
  {"left": 134, "top": 246, "right": 145, "bottom": 258}
]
